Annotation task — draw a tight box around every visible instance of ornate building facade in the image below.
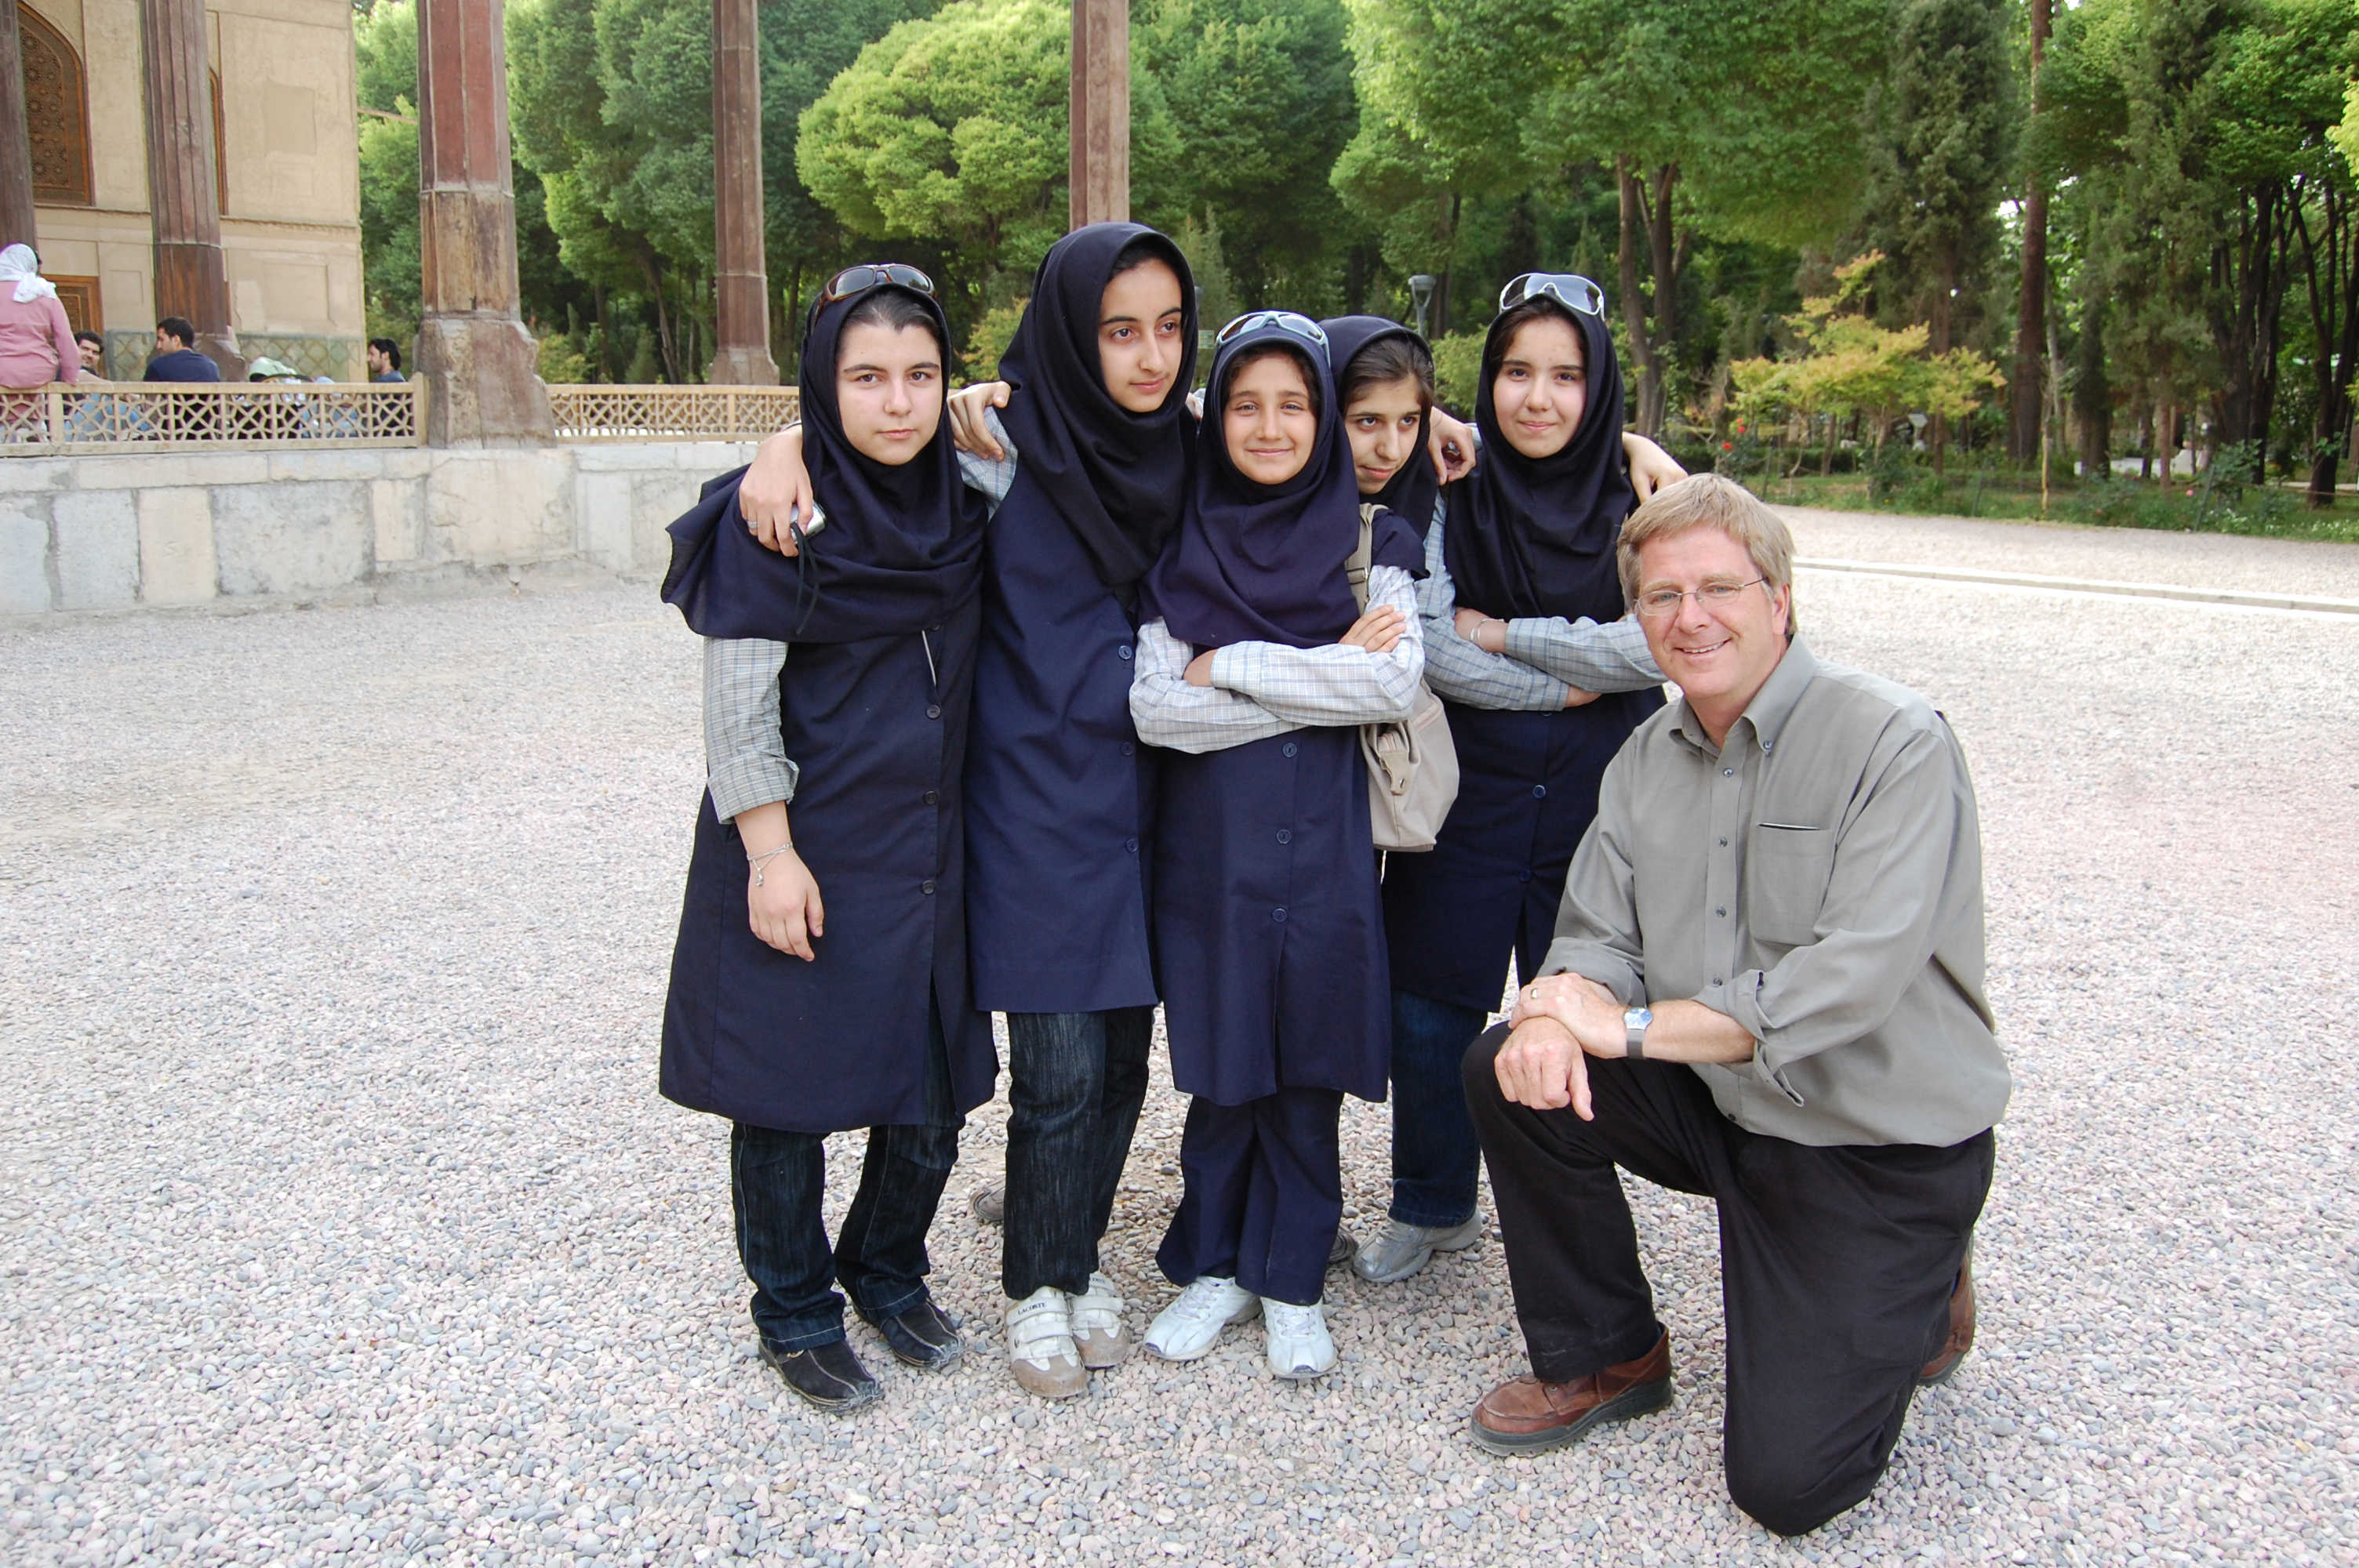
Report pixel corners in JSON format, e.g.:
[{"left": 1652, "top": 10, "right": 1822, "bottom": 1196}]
[{"left": 15, "top": 0, "right": 363, "bottom": 379}]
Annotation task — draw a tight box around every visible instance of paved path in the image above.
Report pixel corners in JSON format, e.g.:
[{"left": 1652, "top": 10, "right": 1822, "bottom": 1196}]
[{"left": 3, "top": 513, "right": 2356, "bottom": 1567}]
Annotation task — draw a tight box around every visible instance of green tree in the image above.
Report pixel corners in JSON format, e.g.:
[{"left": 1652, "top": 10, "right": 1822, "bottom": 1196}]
[
  {"left": 1134, "top": 0, "right": 1362, "bottom": 310},
  {"left": 354, "top": 1, "right": 420, "bottom": 343},
  {"left": 1860, "top": 0, "right": 2018, "bottom": 469},
  {"left": 756, "top": 0, "right": 943, "bottom": 365},
  {"left": 2041, "top": 0, "right": 2359, "bottom": 478},
  {"left": 509, "top": 0, "right": 715, "bottom": 381},
  {"left": 1339, "top": 0, "right": 1888, "bottom": 434},
  {"left": 796, "top": 0, "right": 1195, "bottom": 330}
]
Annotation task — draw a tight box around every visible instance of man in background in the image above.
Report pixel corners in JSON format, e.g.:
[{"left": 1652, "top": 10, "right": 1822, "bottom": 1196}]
[
  {"left": 144, "top": 318, "right": 220, "bottom": 383},
  {"left": 367, "top": 338, "right": 405, "bottom": 383}
]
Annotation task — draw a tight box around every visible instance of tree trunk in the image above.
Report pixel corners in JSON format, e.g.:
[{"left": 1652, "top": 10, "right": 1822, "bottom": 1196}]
[
  {"left": 1931, "top": 256, "right": 1955, "bottom": 477},
  {"left": 2292, "top": 176, "right": 2359, "bottom": 508},
  {"left": 1616, "top": 158, "right": 1680, "bottom": 437},
  {"left": 2073, "top": 277, "right": 2110, "bottom": 481},
  {"left": 2209, "top": 182, "right": 2290, "bottom": 451},
  {"left": 1644, "top": 163, "right": 1680, "bottom": 436},
  {"left": 2009, "top": 0, "right": 2051, "bottom": 463},
  {"left": 1615, "top": 158, "right": 1656, "bottom": 430}
]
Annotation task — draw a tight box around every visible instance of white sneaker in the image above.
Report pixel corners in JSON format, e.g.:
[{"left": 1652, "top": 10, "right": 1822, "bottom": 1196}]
[
  {"left": 1143, "top": 1276, "right": 1259, "bottom": 1363},
  {"left": 1005, "top": 1286, "right": 1088, "bottom": 1399},
  {"left": 1262, "top": 1299, "right": 1336, "bottom": 1380},
  {"left": 1069, "top": 1271, "right": 1133, "bottom": 1369}
]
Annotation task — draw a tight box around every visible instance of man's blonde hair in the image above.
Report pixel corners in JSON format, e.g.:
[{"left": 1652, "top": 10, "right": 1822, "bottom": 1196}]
[{"left": 1617, "top": 474, "right": 1797, "bottom": 630}]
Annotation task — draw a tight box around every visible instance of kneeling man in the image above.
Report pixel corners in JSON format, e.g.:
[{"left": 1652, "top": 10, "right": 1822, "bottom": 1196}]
[{"left": 1462, "top": 475, "right": 2009, "bottom": 1536}]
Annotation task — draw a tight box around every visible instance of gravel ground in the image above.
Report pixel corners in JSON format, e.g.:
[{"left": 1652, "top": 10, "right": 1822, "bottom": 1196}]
[
  {"left": 3, "top": 519, "right": 2357, "bottom": 1568},
  {"left": 1783, "top": 506, "right": 2359, "bottom": 600}
]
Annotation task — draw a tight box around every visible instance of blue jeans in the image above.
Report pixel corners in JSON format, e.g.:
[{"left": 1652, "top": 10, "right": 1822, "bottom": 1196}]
[
  {"left": 1387, "top": 989, "right": 1490, "bottom": 1228},
  {"left": 1001, "top": 1007, "right": 1154, "bottom": 1299},
  {"left": 729, "top": 1007, "right": 961, "bottom": 1352}
]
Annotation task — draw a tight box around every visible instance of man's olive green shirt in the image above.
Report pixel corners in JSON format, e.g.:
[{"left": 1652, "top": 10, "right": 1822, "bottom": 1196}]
[{"left": 1543, "top": 636, "right": 2010, "bottom": 1147}]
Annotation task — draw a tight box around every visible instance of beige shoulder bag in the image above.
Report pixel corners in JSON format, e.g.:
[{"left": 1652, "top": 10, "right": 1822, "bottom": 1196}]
[{"left": 1344, "top": 504, "right": 1459, "bottom": 852}]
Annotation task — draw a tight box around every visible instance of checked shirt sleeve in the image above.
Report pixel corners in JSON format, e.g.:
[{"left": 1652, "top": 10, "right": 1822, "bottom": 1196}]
[{"left": 703, "top": 637, "right": 800, "bottom": 821}]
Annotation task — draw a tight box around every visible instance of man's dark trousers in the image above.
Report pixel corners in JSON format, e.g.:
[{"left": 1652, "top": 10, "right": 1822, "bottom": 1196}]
[{"left": 1463, "top": 1025, "right": 1992, "bottom": 1537}]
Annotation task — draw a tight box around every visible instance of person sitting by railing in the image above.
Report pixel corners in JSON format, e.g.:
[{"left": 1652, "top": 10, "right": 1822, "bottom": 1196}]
[
  {"left": 0, "top": 245, "right": 78, "bottom": 440},
  {"left": 73, "top": 329, "right": 105, "bottom": 379}
]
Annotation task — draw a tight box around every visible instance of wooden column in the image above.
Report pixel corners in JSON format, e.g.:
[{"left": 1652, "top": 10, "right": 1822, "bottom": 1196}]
[
  {"left": 0, "top": 2, "right": 36, "bottom": 249},
  {"left": 1068, "top": 0, "right": 1128, "bottom": 230},
  {"left": 707, "top": 0, "right": 776, "bottom": 385},
  {"left": 140, "top": 0, "right": 241, "bottom": 376},
  {"left": 416, "top": 0, "right": 551, "bottom": 442}
]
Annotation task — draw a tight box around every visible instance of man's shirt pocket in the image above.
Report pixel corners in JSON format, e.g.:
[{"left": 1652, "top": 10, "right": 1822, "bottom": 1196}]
[{"left": 1746, "top": 824, "right": 1834, "bottom": 947}]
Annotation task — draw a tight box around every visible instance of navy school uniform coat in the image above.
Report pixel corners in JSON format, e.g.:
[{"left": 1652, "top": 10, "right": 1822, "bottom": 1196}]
[
  {"left": 961, "top": 463, "right": 1159, "bottom": 1014},
  {"left": 659, "top": 451, "right": 996, "bottom": 1133},
  {"left": 1385, "top": 296, "right": 1662, "bottom": 1012},
  {"left": 661, "top": 597, "right": 995, "bottom": 1132},
  {"left": 1136, "top": 311, "right": 1428, "bottom": 1104},
  {"left": 1153, "top": 720, "right": 1392, "bottom": 1106}
]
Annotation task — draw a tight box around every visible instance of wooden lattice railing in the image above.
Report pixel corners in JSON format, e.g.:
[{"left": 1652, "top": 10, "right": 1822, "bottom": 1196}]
[
  {"left": 0, "top": 381, "right": 424, "bottom": 454},
  {"left": 546, "top": 384, "right": 801, "bottom": 441}
]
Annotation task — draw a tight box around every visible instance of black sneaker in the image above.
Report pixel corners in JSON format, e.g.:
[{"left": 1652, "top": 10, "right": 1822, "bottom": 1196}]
[
  {"left": 759, "top": 1337, "right": 881, "bottom": 1412},
  {"left": 866, "top": 1298, "right": 965, "bottom": 1370}
]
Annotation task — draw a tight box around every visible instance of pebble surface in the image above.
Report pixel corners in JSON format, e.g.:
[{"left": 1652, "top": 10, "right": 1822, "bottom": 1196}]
[{"left": 3, "top": 513, "right": 2355, "bottom": 1567}]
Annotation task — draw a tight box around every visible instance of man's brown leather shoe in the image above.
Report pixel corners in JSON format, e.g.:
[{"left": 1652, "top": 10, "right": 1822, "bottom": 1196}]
[
  {"left": 1918, "top": 1245, "right": 1976, "bottom": 1385},
  {"left": 1468, "top": 1330, "right": 1672, "bottom": 1456}
]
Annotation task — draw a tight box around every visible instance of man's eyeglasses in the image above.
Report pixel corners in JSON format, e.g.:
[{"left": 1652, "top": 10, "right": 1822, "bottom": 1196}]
[
  {"left": 1635, "top": 577, "right": 1768, "bottom": 619},
  {"left": 1216, "top": 310, "right": 1330, "bottom": 359},
  {"left": 820, "top": 263, "right": 936, "bottom": 305},
  {"left": 1499, "top": 273, "right": 1607, "bottom": 319}
]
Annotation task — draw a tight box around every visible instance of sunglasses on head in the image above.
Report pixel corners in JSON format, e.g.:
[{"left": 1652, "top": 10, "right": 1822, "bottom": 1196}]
[
  {"left": 1215, "top": 310, "right": 1330, "bottom": 359},
  {"left": 1499, "top": 273, "right": 1607, "bottom": 318},
  {"left": 819, "top": 263, "right": 936, "bottom": 306}
]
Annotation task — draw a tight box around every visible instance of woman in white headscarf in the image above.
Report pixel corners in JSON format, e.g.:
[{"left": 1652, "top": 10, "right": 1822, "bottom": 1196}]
[{"left": 0, "top": 244, "right": 78, "bottom": 389}]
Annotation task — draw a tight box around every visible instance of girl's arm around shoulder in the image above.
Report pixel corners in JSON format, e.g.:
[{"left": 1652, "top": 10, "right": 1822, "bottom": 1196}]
[
  {"left": 1129, "top": 617, "right": 1296, "bottom": 754},
  {"left": 1209, "top": 566, "right": 1424, "bottom": 728}
]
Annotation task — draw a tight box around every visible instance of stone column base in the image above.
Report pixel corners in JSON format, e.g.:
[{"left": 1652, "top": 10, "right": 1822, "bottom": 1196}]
[
  {"left": 196, "top": 332, "right": 246, "bottom": 382},
  {"left": 706, "top": 345, "right": 781, "bottom": 387},
  {"left": 419, "top": 315, "right": 554, "bottom": 445}
]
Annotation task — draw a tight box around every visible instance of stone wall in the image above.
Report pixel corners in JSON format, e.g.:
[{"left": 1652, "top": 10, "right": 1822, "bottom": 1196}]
[{"left": 0, "top": 441, "right": 761, "bottom": 616}]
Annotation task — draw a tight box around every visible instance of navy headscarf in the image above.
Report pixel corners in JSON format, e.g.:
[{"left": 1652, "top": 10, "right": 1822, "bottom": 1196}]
[
  {"left": 1441, "top": 298, "right": 1635, "bottom": 625},
  {"left": 1146, "top": 320, "right": 1412, "bottom": 652},
  {"left": 997, "top": 222, "right": 1198, "bottom": 593},
  {"left": 1321, "top": 315, "right": 1441, "bottom": 538},
  {"left": 661, "top": 283, "right": 988, "bottom": 644}
]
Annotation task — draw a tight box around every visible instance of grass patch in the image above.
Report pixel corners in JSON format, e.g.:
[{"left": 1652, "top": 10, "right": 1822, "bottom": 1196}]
[{"left": 1745, "top": 469, "right": 2359, "bottom": 544}]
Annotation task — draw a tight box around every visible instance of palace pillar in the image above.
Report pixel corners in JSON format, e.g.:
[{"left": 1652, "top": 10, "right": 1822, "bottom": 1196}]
[
  {"left": 0, "top": 2, "right": 36, "bottom": 249},
  {"left": 140, "top": 0, "right": 241, "bottom": 376},
  {"left": 707, "top": 0, "right": 776, "bottom": 384},
  {"left": 415, "top": 0, "right": 551, "bottom": 441},
  {"left": 1069, "top": 0, "right": 1128, "bottom": 230}
]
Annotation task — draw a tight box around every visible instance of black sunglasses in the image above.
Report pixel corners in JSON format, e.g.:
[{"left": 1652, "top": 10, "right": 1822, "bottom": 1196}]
[{"left": 820, "top": 263, "right": 936, "bottom": 306}]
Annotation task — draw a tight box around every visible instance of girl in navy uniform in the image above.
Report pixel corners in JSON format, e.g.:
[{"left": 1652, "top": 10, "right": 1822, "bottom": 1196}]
[
  {"left": 659, "top": 269, "right": 994, "bottom": 1413},
  {"left": 1129, "top": 313, "right": 1427, "bottom": 1380},
  {"left": 729, "top": 223, "right": 1199, "bottom": 1399},
  {"left": 1370, "top": 277, "right": 1669, "bottom": 1290}
]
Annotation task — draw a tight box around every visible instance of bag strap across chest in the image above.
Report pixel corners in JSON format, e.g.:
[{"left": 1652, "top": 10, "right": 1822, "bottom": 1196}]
[{"left": 1345, "top": 502, "right": 1379, "bottom": 611}]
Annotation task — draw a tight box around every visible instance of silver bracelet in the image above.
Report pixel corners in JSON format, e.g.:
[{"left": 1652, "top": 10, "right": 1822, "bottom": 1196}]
[{"left": 746, "top": 842, "right": 795, "bottom": 887}]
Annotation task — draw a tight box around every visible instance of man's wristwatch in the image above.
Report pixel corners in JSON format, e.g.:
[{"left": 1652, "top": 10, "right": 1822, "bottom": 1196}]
[{"left": 1624, "top": 1007, "right": 1654, "bottom": 1060}]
